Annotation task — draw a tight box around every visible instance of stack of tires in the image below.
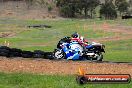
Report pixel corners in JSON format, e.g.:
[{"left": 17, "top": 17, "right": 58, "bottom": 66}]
[
  {"left": 0, "top": 46, "right": 54, "bottom": 59},
  {"left": 33, "top": 50, "right": 45, "bottom": 58},
  {"left": 9, "top": 48, "right": 22, "bottom": 57},
  {"left": 44, "top": 52, "right": 54, "bottom": 59},
  {"left": 0, "top": 46, "right": 23, "bottom": 57},
  {"left": 0, "top": 46, "right": 11, "bottom": 57},
  {"left": 21, "top": 51, "right": 33, "bottom": 58}
]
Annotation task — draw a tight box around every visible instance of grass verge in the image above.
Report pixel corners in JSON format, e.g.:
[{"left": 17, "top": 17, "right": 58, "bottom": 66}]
[{"left": 0, "top": 72, "right": 131, "bottom": 88}]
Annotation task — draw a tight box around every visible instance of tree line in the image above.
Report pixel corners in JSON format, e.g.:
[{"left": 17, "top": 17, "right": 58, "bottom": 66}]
[
  {"left": 0, "top": 0, "right": 131, "bottom": 19},
  {"left": 56, "top": 0, "right": 132, "bottom": 19}
]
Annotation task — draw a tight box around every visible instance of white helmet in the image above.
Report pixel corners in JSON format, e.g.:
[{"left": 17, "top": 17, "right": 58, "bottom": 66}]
[{"left": 80, "top": 36, "right": 84, "bottom": 42}]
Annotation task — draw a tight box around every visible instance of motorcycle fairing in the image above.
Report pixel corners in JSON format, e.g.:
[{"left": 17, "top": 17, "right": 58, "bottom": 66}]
[{"left": 62, "top": 42, "right": 81, "bottom": 60}]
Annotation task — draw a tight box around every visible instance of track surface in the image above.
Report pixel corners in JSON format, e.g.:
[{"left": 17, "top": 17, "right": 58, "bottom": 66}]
[{"left": 0, "top": 57, "right": 132, "bottom": 77}]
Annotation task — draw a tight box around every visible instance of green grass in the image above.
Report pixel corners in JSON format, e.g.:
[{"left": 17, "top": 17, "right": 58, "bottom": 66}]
[
  {"left": 0, "top": 19, "right": 131, "bottom": 61},
  {"left": 0, "top": 19, "right": 115, "bottom": 51},
  {"left": 104, "top": 39, "right": 132, "bottom": 62},
  {"left": 0, "top": 72, "right": 131, "bottom": 88},
  {"left": 0, "top": 19, "right": 131, "bottom": 88}
]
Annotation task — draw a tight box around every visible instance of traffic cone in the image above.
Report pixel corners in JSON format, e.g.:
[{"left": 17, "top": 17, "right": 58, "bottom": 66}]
[{"left": 79, "top": 67, "right": 85, "bottom": 75}]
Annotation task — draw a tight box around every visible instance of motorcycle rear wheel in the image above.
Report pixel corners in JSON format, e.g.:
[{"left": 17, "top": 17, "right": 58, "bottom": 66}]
[
  {"left": 94, "top": 53, "right": 103, "bottom": 61},
  {"left": 86, "top": 53, "right": 103, "bottom": 61}
]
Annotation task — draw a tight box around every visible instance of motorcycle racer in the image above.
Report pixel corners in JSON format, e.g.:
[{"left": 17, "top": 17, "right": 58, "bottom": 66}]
[{"left": 71, "top": 32, "right": 89, "bottom": 47}]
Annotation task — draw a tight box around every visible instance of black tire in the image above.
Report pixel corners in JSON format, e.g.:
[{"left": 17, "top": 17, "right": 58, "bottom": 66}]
[
  {"left": 33, "top": 50, "right": 45, "bottom": 58},
  {"left": 0, "top": 49, "right": 10, "bottom": 57},
  {"left": 44, "top": 52, "right": 54, "bottom": 59},
  {"left": 53, "top": 49, "right": 65, "bottom": 60},
  {"left": 89, "top": 53, "right": 103, "bottom": 61},
  {"left": 34, "top": 50, "right": 45, "bottom": 53},
  {"left": 21, "top": 51, "right": 33, "bottom": 58},
  {"left": 9, "top": 48, "right": 22, "bottom": 57},
  {"left": 96, "top": 53, "right": 103, "bottom": 61}
]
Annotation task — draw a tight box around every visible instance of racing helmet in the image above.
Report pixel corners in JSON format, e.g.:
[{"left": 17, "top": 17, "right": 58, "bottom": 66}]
[
  {"left": 71, "top": 32, "right": 79, "bottom": 38},
  {"left": 80, "top": 36, "right": 84, "bottom": 41}
]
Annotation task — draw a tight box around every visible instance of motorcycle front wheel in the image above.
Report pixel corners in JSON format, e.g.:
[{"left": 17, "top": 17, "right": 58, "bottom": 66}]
[{"left": 53, "top": 49, "right": 65, "bottom": 60}]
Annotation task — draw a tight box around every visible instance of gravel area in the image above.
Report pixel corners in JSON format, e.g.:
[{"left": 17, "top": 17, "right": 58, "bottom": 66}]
[{"left": 0, "top": 57, "right": 132, "bottom": 77}]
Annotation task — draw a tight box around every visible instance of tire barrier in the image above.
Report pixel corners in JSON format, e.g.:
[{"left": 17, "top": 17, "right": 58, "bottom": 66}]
[
  {"left": 44, "top": 52, "right": 54, "bottom": 59},
  {"left": 21, "top": 51, "right": 33, "bottom": 58},
  {"left": 0, "top": 46, "right": 53, "bottom": 59},
  {"left": 0, "top": 46, "right": 132, "bottom": 64},
  {"left": 9, "top": 48, "right": 22, "bottom": 57},
  {"left": 0, "top": 46, "right": 10, "bottom": 57},
  {"left": 33, "top": 50, "right": 45, "bottom": 58}
]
